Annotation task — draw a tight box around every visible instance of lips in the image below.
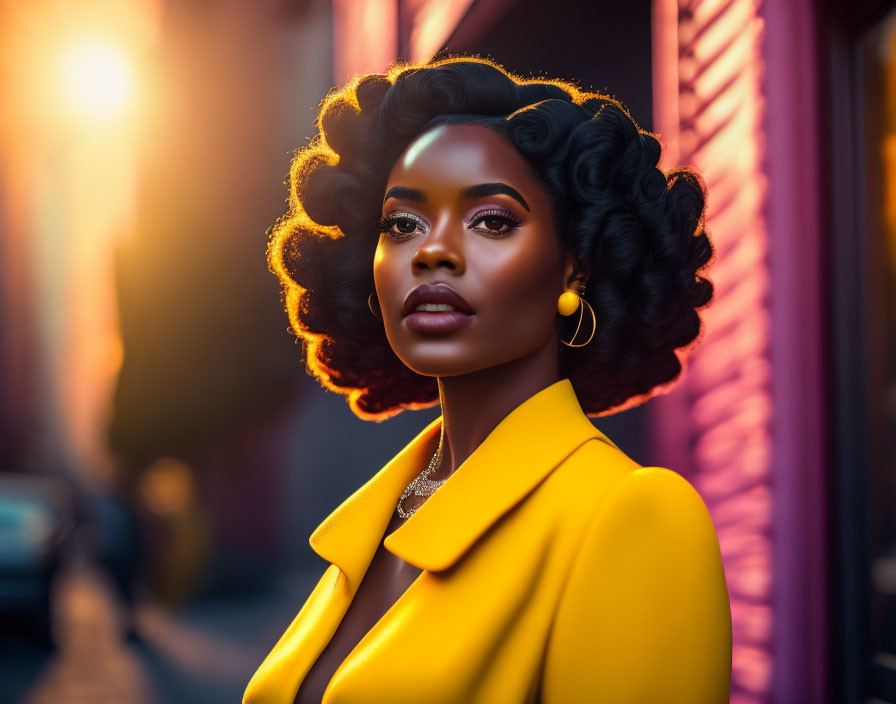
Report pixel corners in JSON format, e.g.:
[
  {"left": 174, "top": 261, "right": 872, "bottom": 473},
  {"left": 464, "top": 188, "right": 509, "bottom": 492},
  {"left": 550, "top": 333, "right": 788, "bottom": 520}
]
[
  {"left": 401, "top": 283, "right": 475, "bottom": 317},
  {"left": 401, "top": 283, "right": 475, "bottom": 335}
]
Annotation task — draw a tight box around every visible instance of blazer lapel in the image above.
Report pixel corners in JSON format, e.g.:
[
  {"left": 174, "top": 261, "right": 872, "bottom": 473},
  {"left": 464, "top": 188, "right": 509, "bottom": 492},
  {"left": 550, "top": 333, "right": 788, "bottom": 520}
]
[
  {"left": 244, "top": 419, "right": 444, "bottom": 704},
  {"left": 384, "top": 378, "right": 620, "bottom": 572},
  {"left": 308, "top": 415, "right": 443, "bottom": 590},
  {"left": 309, "top": 379, "right": 618, "bottom": 581}
]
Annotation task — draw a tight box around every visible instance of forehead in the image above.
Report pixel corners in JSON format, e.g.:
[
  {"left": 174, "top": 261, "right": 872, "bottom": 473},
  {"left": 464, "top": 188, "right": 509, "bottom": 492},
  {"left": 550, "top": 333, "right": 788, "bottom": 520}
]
[{"left": 387, "top": 123, "right": 537, "bottom": 191}]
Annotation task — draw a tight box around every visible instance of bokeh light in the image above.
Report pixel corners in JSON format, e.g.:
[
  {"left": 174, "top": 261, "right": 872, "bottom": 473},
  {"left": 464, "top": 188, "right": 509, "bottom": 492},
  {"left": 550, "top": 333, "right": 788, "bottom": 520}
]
[{"left": 59, "top": 39, "right": 134, "bottom": 121}]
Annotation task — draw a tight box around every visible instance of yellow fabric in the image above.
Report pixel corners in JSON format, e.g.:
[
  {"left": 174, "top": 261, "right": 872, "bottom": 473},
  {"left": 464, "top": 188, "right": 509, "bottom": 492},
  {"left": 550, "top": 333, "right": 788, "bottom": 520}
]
[{"left": 243, "top": 379, "right": 732, "bottom": 704}]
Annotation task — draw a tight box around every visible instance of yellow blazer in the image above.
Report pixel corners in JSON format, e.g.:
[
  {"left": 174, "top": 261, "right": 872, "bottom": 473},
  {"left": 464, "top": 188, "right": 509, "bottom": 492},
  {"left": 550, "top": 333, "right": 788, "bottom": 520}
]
[{"left": 244, "top": 379, "right": 732, "bottom": 704}]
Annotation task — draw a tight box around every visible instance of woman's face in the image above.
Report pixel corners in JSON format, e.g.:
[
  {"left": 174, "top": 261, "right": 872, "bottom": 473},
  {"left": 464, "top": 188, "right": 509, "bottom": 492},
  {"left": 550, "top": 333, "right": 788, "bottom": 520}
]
[{"left": 373, "top": 123, "right": 575, "bottom": 378}]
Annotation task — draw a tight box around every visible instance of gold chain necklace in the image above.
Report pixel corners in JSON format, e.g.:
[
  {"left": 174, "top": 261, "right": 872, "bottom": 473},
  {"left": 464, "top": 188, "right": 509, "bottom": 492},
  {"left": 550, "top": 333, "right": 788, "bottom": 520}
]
[{"left": 396, "top": 426, "right": 446, "bottom": 519}]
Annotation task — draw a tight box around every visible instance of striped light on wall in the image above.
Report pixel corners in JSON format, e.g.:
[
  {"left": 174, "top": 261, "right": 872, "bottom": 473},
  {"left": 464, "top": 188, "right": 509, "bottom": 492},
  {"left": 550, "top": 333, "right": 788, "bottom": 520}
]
[{"left": 652, "top": 1, "right": 774, "bottom": 702}]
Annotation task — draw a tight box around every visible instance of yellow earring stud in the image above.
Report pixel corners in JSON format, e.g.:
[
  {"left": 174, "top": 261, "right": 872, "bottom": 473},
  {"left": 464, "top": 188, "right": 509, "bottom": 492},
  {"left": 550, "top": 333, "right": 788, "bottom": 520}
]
[
  {"left": 557, "top": 289, "right": 596, "bottom": 347},
  {"left": 557, "top": 291, "right": 580, "bottom": 316}
]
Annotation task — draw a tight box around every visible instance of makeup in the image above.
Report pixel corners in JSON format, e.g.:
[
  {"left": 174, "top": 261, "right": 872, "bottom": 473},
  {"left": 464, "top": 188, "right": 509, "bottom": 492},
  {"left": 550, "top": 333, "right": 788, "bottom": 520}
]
[{"left": 402, "top": 282, "right": 475, "bottom": 335}]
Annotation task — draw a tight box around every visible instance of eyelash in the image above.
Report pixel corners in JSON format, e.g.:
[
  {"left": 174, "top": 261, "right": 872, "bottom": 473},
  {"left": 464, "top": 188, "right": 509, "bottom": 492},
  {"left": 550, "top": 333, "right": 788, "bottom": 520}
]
[
  {"left": 466, "top": 208, "right": 522, "bottom": 236},
  {"left": 377, "top": 212, "right": 426, "bottom": 240},
  {"left": 377, "top": 208, "right": 523, "bottom": 240}
]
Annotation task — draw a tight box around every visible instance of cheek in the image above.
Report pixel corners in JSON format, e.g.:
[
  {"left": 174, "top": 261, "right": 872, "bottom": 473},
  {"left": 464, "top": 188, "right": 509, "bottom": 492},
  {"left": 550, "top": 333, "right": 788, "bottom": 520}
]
[
  {"left": 372, "top": 240, "right": 386, "bottom": 288},
  {"left": 373, "top": 240, "right": 398, "bottom": 297},
  {"left": 373, "top": 239, "right": 410, "bottom": 328},
  {"left": 479, "top": 235, "right": 562, "bottom": 314}
]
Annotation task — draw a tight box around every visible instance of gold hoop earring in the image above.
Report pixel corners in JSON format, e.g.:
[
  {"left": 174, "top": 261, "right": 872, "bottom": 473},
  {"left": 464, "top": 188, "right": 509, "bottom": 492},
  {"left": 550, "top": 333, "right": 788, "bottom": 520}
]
[
  {"left": 368, "top": 291, "right": 382, "bottom": 320},
  {"left": 557, "top": 290, "right": 596, "bottom": 347}
]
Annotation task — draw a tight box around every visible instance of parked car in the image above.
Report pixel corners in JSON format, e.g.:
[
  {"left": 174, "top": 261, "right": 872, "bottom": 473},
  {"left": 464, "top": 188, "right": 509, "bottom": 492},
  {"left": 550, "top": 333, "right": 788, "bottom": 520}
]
[{"left": 0, "top": 473, "right": 74, "bottom": 647}]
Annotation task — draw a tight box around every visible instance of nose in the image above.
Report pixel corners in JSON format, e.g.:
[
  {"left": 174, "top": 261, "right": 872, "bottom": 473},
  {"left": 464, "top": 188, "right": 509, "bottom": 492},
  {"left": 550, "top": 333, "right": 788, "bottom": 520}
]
[{"left": 411, "top": 221, "right": 465, "bottom": 275}]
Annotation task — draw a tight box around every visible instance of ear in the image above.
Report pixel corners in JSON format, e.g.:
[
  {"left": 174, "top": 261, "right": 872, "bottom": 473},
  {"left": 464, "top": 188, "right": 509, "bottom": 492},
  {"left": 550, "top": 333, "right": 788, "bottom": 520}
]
[{"left": 561, "top": 249, "right": 591, "bottom": 292}]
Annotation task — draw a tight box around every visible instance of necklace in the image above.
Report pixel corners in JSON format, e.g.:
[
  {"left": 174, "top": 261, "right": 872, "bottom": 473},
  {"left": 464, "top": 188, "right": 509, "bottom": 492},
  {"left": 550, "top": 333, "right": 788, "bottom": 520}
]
[{"left": 397, "top": 426, "right": 446, "bottom": 519}]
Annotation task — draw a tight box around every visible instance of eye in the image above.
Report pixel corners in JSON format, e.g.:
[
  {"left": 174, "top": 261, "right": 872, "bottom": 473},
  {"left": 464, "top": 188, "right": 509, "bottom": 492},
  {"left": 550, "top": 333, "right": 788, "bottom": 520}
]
[
  {"left": 466, "top": 208, "right": 522, "bottom": 236},
  {"left": 377, "top": 212, "right": 427, "bottom": 240}
]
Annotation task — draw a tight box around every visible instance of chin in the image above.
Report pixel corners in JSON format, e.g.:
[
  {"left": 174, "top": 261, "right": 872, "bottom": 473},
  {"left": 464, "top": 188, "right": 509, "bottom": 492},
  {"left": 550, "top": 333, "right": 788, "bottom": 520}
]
[
  {"left": 396, "top": 352, "right": 483, "bottom": 379},
  {"left": 394, "top": 342, "right": 530, "bottom": 380}
]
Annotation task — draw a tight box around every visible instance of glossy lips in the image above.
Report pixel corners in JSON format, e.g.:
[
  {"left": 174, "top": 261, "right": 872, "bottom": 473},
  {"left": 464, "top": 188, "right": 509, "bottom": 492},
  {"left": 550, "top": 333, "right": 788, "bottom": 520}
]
[{"left": 402, "top": 283, "right": 475, "bottom": 334}]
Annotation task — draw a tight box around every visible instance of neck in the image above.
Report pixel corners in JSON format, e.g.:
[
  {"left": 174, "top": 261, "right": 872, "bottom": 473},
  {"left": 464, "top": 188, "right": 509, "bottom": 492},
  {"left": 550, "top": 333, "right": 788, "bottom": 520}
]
[{"left": 431, "top": 342, "right": 562, "bottom": 481}]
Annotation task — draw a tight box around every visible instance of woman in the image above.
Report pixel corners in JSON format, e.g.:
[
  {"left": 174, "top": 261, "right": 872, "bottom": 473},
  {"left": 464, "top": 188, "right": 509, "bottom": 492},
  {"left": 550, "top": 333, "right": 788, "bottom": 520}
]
[{"left": 244, "top": 56, "right": 732, "bottom": 704}]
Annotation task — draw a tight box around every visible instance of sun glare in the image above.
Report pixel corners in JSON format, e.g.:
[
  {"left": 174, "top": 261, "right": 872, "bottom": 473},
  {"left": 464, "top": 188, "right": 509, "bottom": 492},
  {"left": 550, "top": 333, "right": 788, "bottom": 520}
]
[{"left": 60, "top": 40, "right": 133, "bottom": 120}]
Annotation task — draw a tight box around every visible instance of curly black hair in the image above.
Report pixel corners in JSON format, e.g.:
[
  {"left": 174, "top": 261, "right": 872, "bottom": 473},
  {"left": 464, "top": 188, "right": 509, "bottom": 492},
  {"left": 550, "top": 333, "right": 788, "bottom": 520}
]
[{"left": 269, "top": 56, "right": 714, "bottom": 420}]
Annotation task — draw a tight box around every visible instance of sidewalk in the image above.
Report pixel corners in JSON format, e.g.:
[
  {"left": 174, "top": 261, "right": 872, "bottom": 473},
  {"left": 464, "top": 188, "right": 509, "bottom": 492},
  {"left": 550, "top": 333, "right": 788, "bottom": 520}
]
[{"left": 0, "top": 560, "right": 318, "bottom": 704}]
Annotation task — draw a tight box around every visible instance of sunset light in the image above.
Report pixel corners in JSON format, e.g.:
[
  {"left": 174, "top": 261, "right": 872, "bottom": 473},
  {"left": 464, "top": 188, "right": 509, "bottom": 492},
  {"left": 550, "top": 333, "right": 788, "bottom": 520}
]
[{"left": 60, "top": 40, "right": 133, "bottom": 120}]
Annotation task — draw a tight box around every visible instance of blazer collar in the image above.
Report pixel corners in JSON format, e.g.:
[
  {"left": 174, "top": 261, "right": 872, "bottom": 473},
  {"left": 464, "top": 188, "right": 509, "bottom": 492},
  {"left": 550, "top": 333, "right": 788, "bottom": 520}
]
[{"left": 308, "top": 378, "right": 620, "bottom": 585}]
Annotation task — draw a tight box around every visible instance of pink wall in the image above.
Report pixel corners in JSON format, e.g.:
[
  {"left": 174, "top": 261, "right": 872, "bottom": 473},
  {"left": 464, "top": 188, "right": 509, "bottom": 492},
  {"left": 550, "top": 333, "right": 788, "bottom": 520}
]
[{"left": 652, "top": 0, "right": 827, "bottom": 701}]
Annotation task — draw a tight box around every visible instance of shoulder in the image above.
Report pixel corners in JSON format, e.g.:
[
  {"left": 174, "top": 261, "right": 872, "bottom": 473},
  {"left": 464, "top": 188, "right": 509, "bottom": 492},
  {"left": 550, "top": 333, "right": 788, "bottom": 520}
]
[
  {"left": 573, "top": 465, "right": 728, "bottom": 604},
  {"left": 542, "top": 442, "right": 726, "bottom": 584},
  {"left": 595, "top": 466, "right": 719, "bottom": 543},
  {"left": 542, "top": 465, "right": 732, "bottom": 704},
  {"left": 560, "top": 464, "right": 727, "bottom": 598},
  {"left": 555, "top": 437, "right": 720, "bottom": 547}
]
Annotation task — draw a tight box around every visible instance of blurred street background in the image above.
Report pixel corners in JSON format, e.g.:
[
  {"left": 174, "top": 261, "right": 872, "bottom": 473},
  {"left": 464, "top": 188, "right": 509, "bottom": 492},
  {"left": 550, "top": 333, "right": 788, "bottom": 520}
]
[
  {"left": 1, "top": 0, "right": 895, "bottom": 703},
  {"left": 0, "top": 1, "right": 654, "bottom": 701}
]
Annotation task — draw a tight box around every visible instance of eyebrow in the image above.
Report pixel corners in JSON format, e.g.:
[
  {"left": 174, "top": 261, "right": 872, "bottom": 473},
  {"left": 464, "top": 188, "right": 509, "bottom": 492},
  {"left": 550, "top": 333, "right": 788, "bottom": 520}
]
[
  {"left": 382, "top": 186, "right": 426, "bottom": 204},
  {"left": 460, "top": 183, "right": 530, "bottom": 212},
  {"left": 382, "top": 182, "right": 531, "bottom": 212}
]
